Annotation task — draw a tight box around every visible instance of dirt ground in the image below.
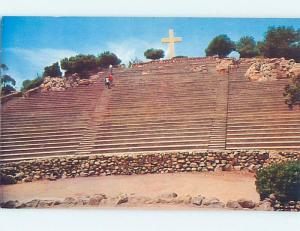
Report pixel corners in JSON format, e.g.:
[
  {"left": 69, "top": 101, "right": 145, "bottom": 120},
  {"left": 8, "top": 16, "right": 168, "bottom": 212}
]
[{"left": 0, "top": 171, "right": 259, "bottom": 205}]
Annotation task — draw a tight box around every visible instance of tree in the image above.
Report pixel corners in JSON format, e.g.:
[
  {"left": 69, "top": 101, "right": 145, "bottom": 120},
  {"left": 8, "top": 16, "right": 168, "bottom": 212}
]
[
  {"left": 144, "top": 48, "right": 164, "bottom": 60},
  {"left": 0, "top": 64, "right": 16, "bottom": 96},
  {"left": 98, "top": 51, "right": 121, "bottom": 68},
  {"left": 258, "top": 26, "right": 300, "bottom": 62},
  {"left": 61, "top": 54, "right": 99, "bottom": 77},
  {"left": 236, "top": 36, "right": 260, "bottom": 58},
  {"left": 21, "top": 75, "right": 44, "bottom": 92},
  {"left": 43, "top": 62, "right": 62, "bottom": 77},
  {"left": 205, "top": 34, "right": 235, "bottom": 58},
  {"left": 283, "top": 73, "right": 300, "bottom": 108}
]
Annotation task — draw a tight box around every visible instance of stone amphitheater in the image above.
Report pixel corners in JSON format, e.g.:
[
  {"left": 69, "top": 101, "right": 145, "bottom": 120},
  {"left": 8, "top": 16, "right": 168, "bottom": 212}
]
[{"left": 1, "top": 57, "right": 300, "bottom": 162}]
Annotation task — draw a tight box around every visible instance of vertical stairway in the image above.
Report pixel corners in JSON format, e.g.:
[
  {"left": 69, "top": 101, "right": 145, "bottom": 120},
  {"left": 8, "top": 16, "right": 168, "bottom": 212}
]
[{"left": 209, "top": 70, "right": 229, "bottom": 149}]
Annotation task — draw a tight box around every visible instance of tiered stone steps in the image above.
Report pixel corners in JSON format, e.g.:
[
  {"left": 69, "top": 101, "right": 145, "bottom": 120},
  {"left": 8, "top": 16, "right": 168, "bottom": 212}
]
[
  {"left": 226, "top": 64, "right": 300, "bottom": 150},
  {"left": 1, "top": 82, "right": 105, "bottom": 161},
  {"left": 1, "top": 59, "right": 300, "bottom": 162},
  {"left": 90, "top": 61, "right": 219, "bottom": 154}
]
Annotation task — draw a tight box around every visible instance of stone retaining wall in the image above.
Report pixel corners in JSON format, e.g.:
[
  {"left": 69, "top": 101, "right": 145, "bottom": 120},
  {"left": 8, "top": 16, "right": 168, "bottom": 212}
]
[{"left": 1, "top": 150, "right": 299, "bottom": 184}]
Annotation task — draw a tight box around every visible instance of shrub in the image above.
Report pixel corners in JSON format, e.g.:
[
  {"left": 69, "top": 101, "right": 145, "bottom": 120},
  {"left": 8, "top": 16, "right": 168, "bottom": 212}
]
[
  {"left": 21, "top": 76, "right": 44, "bottom": 92},
  {"left": 144, "top": 48, "right": 164, "bottom": 60},
  {"left": 255, "top": 160, "right": 300, "bottom": 202},
  {"left": 283, "top": 74, "right": 300, "bottom": 109},
  {"left": 236, "top": 36, "right": 260, "bottom": 58},
  {"left": 43, "top": 62, "right": 62, "bottom": 77},
  {"left": 205, "top": 34, "right": 235, "bottom": 58},
  {"left": 128, "top": 57, "right": 142, "bottom": 68},
  {"left": 258, "top": 26, "right": 300, "bottom": 62},
  {"left": 173, "top": 55, "right": 188, "bottom": 59},
  {"left": 98, "top": 51, "right": 121, "bottom": 68},
  {"left": 0, "top": 173, "right": 17, "bottom": 185}
]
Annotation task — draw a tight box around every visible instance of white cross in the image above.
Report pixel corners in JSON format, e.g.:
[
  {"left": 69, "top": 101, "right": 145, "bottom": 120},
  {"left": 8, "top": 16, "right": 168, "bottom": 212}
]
[{"left": 161, "top": 29, "right": 182, "bottom": 59}]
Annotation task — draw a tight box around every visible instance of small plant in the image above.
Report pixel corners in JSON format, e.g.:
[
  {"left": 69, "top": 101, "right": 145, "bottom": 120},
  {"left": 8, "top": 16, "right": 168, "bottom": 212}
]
[
  {"left": 255, "top": 160, "right": 300, "bottom": 203},
  {"left": 283, "top": 74, "right": 300, "bottom": 109}
]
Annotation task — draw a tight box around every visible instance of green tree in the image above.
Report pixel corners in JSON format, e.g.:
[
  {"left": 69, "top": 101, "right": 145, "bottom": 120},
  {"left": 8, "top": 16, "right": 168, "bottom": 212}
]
[
  {"left": 43, "top": 62, "right": 62, "bottom": 77},
  {"left": 236, "top": 36, "right": 260, "bottom": 58},
  {"left": 0, "top": 64, "right": 16, "bottom": 96},
  {"left": 98, "top": 51, "right": 121, "bottom": 68},
  {"left": 21, "top": 74, "right": 44, "bottom": 92},
  {"left": 144, "top": 48, "right": 164, "bottom": 60},
  {"left": 205, "top": 34, "right": 235, "bottom": 58},
  {"left": 61, "top": 54, "right": 99, "bottom": 77},
  {"left": 258, "top": 26, "right": 300, "bottom": 62}
]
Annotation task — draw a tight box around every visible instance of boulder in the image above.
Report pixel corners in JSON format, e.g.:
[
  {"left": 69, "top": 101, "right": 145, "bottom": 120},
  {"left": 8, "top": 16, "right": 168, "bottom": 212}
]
[
  {"left": 226, "top": 200, "right": 242, "bottom": 209},
  {"left": 159, "top": 192, "right": 178, "bottom": 198},
  {"left": 0, "top": 200, "right": 19, "bottom": 208},
  {"left": 237, "top": 198, "right": 256, "bottom": 209},
  {"left": 202, "top": 197, "right": 225, "bottom": 208},
  {"left": 223, "top": 164, "right": 233, "bottom": 171},
  {"left": 116, "top": 194, "right": 128, "bottom": 205},
  {"left": 23, "top": 199, "right": 40, "bottom": 208},
  {"left": 88, "top": 194, "right": 106, "bottom": 206},
  {"left": 191, "top": 195, "right": 205, "bottom": 206},
  {"left": 255, "top": 200, "right": 274, "bottom": 211},
  {"left": 216, "top": 59, "right": 238, "bottom": 74}
]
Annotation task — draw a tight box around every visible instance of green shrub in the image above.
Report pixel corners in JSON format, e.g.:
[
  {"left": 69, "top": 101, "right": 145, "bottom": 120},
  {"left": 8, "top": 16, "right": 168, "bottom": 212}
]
[
  {"left": 144, "top": 48, "right": 164, "bottom": 60},
  {"left": 0, "top": 173, "right": 17, "bottom": 185},
  {"left": 255, "top": 160, "right": 300, "bottom": 202},
  {"left": 283, "top": 74, "right": 300, "bottom": 108}
]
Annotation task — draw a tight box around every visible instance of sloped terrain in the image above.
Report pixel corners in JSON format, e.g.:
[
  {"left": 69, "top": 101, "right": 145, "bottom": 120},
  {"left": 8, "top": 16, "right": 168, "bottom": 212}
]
[{"left": 1, "top": 59, "right": 300, "bottom": 162}]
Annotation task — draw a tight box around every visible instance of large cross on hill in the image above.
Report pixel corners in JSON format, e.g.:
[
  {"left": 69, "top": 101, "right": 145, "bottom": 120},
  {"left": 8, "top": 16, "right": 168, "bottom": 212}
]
[{"left": 161, "top": 29, "right": 182, "bottom": 59}]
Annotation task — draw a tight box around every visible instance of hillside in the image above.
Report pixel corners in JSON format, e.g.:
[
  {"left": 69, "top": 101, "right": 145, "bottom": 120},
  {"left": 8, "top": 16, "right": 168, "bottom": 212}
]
[{"left": 1, "top": 58, "right": 300, "bottom": 162}]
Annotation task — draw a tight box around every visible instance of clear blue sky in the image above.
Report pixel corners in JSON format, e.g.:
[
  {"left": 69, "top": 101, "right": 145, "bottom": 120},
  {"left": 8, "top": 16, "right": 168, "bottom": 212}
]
[{"left": 1, "top": 17, "right": 300, "bottom": 89}]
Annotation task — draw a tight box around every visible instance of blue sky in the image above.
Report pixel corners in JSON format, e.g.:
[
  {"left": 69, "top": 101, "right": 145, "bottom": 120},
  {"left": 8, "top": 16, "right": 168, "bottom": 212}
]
[{"left": 1, "top": 17, "right": 300, "bottom": 89}]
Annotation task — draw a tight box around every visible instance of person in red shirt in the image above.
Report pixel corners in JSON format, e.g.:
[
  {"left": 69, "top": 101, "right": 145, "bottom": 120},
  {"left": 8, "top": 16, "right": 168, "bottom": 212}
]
[{"left": 108, "top": 74, "right": 113, "bottom": 87}]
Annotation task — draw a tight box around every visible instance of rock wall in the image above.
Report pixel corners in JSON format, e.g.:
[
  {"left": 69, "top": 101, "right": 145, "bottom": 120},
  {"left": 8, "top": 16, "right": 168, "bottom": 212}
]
[
  {"left": 1, "top": 150, "right": 299, "bottom": 184},
  {"left": 1, "top": 192, "right": 299, "bottom": 211},
  {"left": 245, "top": 58, "right": 299, "bottom": 81}
]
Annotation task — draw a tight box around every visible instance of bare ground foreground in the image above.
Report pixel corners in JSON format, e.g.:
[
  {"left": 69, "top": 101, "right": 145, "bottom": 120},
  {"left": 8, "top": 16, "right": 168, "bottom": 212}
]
[{"left": 0, "top": 171, "right": 259, "bottom": 208}]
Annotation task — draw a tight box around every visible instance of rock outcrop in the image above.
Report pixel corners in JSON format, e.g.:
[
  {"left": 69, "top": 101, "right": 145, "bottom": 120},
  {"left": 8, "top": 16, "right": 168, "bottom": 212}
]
[
  {"left": 245, "top": 58, "right": 298, "bottom": 81},
  {"left": 216, "top": 58, "right": 239, "bottom": 74},
  {"left": 39, "top": 73, "right": 100, "bottom": 92}
]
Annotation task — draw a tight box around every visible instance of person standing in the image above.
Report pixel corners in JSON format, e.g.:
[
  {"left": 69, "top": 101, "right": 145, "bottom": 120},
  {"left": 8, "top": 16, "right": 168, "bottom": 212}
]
[
  {"left": 104, "top": 76, "right": 111, "bottom": 89},
  {"left": 109, "top": 64, "right": 113, "bottom": 74}
]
